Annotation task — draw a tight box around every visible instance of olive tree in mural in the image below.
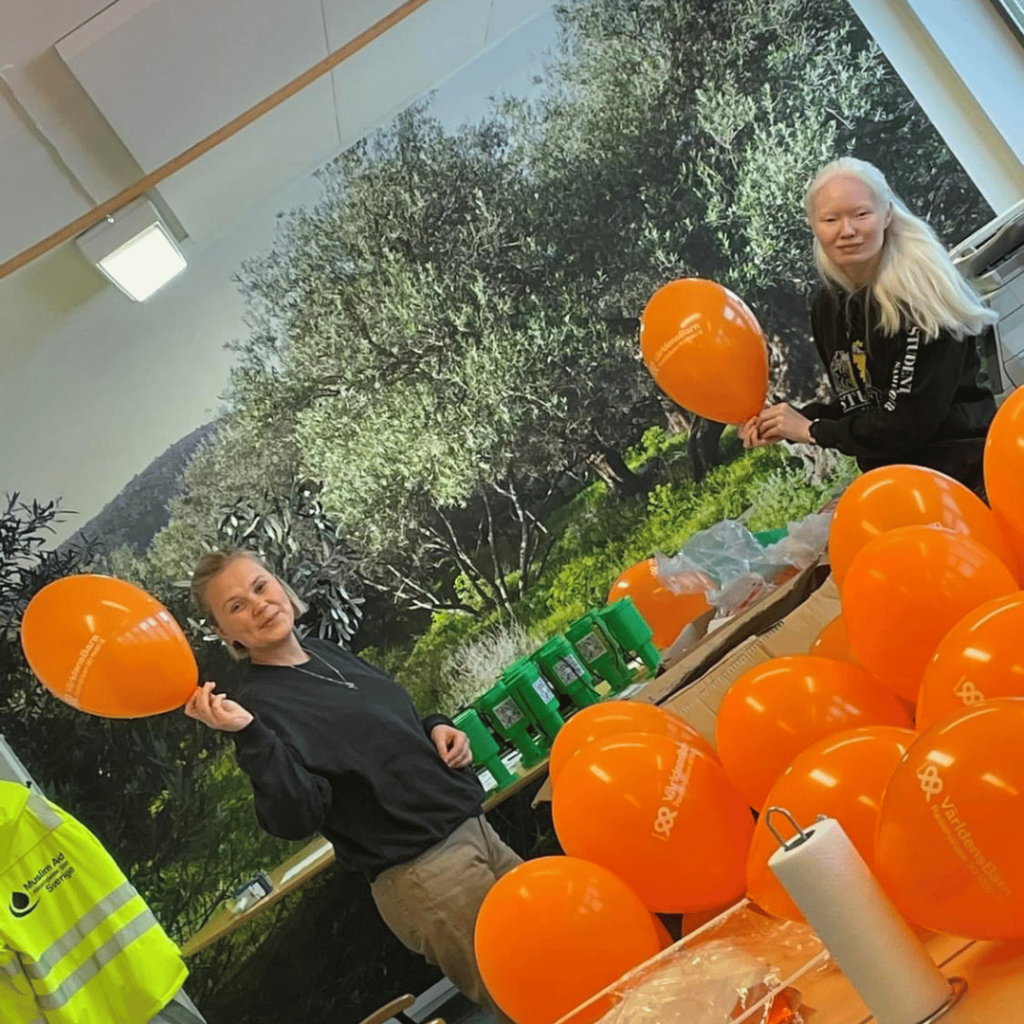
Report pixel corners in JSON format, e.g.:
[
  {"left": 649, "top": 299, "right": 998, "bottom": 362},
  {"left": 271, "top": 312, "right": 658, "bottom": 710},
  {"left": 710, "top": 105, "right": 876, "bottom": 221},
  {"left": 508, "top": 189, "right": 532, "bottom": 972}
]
[{"left": 167, "top": 0, "right": 987, "bottom": 632}]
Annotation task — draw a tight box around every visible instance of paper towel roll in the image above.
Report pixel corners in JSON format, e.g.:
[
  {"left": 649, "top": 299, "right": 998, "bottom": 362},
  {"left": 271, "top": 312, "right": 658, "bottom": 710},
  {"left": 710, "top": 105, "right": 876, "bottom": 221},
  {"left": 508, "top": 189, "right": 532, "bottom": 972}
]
[{"left": 768, "top": 815, "right": 950, "bottom": 1024}]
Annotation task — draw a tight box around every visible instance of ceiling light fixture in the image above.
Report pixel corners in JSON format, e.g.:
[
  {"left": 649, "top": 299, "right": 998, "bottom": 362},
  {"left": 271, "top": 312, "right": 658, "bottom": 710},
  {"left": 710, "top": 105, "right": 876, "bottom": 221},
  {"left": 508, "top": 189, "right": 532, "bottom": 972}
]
[{"left": 75, "top": 197, "right": 186, "bottom": 301}]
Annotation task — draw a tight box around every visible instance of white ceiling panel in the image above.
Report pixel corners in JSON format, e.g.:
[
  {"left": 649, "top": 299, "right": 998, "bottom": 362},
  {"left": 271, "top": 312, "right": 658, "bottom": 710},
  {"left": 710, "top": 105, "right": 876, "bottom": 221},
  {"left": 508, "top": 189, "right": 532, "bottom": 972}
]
[
  {"left": 55, "top": 0, "right": 334, "bottom": 165},
  {"left": 0, "top": 100, "right": 92, "bottom": 264},
  {"left": 484, "top": 0, "right": 555, "bottom": 45},
  {"left": 156, "top": 76, "right": 340, "bottom": 244},
  {"left": 326, "top": 0, "right": 491, "bottom": 145}
]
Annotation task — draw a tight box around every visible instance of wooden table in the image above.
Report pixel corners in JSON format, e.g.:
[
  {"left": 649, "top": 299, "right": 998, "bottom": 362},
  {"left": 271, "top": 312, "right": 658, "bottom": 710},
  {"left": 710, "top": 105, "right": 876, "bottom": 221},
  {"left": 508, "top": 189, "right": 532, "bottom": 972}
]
[{"left": 179, "top": 756, "right": 550, "bottom": 957}]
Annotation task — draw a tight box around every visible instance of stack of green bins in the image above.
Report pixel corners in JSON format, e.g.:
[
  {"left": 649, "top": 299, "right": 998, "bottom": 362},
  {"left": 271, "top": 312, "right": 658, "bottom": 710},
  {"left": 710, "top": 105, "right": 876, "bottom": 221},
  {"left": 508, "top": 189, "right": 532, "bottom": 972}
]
[
  {"left": 533, "top": 635, "right": 601, "bottom": 709},
  {"left": 475, "top": 678, "right": 547, "bottom": 767},
  {"left": 501, "top": 658, "right": 565, "bottom": 742},
  {"left": 452, "top": 708, "right": 515, "bottom": 791},
  {"left": 598, "top": 597, "right": 661, "bottom": 674},
  {"left": 564, "top": 612, "right": 633, "bottom": 693}
]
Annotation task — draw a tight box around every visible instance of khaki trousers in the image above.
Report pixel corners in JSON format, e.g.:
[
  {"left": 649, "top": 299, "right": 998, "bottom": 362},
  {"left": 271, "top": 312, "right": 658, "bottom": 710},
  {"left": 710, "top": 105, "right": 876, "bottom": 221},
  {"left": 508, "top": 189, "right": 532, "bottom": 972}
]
[{"left": 370, "top": 815, "right": 522, "bottom": 1022}]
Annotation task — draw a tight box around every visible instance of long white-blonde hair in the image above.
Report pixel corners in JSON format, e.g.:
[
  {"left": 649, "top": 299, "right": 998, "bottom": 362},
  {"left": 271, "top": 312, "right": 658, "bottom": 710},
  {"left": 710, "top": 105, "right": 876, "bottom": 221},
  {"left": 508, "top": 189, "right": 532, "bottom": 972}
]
[{"left": 804, "top": 157, "right": 997, "bottom": 340}]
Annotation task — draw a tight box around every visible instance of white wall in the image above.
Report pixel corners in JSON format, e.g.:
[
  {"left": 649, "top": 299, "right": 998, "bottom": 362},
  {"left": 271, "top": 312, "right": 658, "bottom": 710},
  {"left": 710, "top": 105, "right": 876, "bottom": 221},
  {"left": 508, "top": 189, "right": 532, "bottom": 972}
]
[{"left": 847, "top": 0, "right": 1024, "bottom": 213}]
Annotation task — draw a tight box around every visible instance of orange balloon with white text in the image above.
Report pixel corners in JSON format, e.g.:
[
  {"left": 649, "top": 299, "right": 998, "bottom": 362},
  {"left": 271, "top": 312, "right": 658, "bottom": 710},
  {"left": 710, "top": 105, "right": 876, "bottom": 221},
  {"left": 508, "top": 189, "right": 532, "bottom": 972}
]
[
  {"left": 876, "top": 699, "right": 1024, "bottom": 940},
  {"left": 553, "top": 732, "right": 753, "bottom": 913},
  {"left": 917, "top": 592, "right": 1024, "bottom": 731},
  {"left": 640, "top": 278, "right": 768, "bottom": 424},
  {"left": 20, "top": 574, "right": 197, "bottom": 718}
]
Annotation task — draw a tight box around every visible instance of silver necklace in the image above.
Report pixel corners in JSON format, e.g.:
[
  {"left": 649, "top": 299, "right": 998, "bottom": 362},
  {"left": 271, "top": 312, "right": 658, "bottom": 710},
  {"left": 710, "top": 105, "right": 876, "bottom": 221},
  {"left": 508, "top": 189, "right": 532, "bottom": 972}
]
[{"left": 290, "top": 646, "right": 358, "bottom": 690}]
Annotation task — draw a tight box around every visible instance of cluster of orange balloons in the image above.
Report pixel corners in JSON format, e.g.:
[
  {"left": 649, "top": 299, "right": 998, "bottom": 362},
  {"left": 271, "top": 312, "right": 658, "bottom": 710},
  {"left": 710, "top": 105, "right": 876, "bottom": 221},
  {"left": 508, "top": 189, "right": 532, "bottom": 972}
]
[
  {"left": 735, "top": 408, "right": 1024, "bottom": 943},
  {"left": 20, "top": 574, "right": 197, "bottom": 718},
  {"left": 476, "top": 701, "right": 752, "bottom": 1024},
  {"left": 606, "top": 557, "right": 710, "bottom": 649}
]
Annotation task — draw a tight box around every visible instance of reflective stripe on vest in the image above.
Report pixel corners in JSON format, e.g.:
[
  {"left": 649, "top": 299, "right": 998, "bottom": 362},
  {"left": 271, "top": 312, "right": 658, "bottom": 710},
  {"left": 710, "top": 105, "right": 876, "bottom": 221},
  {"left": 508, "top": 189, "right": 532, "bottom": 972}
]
[
  {"left": 20, "top": 880, "right": 137, "bottom": 980},
  {"left": 25, "top": 791, "right": 63, "bottom": 832},
  {"left": 1, "top": 948, "right": 47, "bottom": 1024},
  {"left": 34, "top": 905, "right": 164, "bottom": 1012}
]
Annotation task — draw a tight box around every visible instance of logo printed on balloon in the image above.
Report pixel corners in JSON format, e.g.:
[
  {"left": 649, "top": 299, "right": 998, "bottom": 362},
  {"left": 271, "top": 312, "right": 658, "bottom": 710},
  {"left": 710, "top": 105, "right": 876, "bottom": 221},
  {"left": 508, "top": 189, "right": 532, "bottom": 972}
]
[
  {"left": 651, "top": 742, "right": 695, "bottom": 841},
  {"left": 930, "top": 792, "right": 1011, "bottom": 898},
  {"left": 68, "top": 634, "right": 106, "bottom": 705},
  {"left": 917, "top": 764, "right": 944, "bottom": 802},
  {"left": 953, "top": 680, "right": 986, "bottom": 706}
]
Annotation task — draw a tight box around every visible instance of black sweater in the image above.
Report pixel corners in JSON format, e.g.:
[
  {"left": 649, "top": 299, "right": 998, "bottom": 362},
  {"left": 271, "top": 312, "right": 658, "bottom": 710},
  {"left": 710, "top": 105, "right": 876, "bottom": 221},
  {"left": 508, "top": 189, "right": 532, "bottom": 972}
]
[
  {"left": 230, "top": 638, "right": 483, "bottom": 878},
  {"left": 801, "top": 286, "right": 995, "bottom": 490}
]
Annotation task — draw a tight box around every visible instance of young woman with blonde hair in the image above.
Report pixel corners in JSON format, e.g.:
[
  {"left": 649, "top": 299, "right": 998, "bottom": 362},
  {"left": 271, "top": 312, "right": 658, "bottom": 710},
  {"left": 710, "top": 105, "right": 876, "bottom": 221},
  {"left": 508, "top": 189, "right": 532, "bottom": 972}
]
[
  {"left": 743, "top": 157, "right": 998, "bottom": 496},
  {"left": 184, "top": 549, "right": 520, "bottom": 1022}
]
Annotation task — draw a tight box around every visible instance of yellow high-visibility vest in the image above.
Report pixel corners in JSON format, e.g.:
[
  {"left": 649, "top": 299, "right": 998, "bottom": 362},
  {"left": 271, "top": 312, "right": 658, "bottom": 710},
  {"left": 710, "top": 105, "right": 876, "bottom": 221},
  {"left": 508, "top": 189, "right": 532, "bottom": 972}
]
[{"left": 0, "top": 780, "right": 187, "bottom": 1023}]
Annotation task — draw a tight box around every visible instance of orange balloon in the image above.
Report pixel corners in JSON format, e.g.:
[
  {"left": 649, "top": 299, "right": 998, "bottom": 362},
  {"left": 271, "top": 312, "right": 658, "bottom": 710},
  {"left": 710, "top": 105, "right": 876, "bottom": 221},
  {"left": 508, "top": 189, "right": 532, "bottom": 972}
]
[
  {"left": 843, "top": 525, "right": 1018, "bottom": 702},
  {"left": 917, "top": 593, "right": 1024, "bottom": 732},
  {"left": 640, "top": 278, "right": 769, "bottom": 424},
  {"left": 607, "top": 558, "right": 711, "bottom": 649},
  {"left": 828, "top": 465, "right": 1020, "bottom": 589},
  {"left": 552, "top": 732, "right": 753, "bottom": 913},
  {"left": 20, "top": 574, "right": 197, "bottom": 718},
  {"left": 548, "top": 700, "right": 716, "bottom": 786},
  {"left": 984, "top": 384, "right": 1024, "bottom": 546},
  {"left": 474, "top": 856, "right": 662, "bottom": 1024},
  {"left": 875, "top": 699, "right": 1024, "bottom": 940},
  {"left": 808, "top": 615, "right": 860, "bottom": 666},
  {"left": 747, "top": 726, "right": 915, "bottom": 921},
  {"left": 715, "top": 656, "right": 912, "bottom": 809}
]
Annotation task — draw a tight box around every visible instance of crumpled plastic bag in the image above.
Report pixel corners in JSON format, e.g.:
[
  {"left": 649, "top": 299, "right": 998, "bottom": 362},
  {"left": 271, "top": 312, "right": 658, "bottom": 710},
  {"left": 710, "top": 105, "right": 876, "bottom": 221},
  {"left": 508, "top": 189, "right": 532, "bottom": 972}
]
[
  {"left": 655, "top": 513, "right": 832, "bottom": 619},
  {"left": 596, "top": 940, "right": 806, "bottom": 1024}
]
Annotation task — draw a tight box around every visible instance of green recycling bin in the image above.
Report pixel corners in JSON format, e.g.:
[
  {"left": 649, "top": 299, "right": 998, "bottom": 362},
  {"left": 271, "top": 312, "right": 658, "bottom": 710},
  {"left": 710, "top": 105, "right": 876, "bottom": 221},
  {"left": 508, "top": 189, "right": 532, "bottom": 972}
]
[
  {"left": 452, "top": 708, "right": 515, "bottom": 789},
  {"left": 565, "top": 612, "right": 632, "bottom": 693},
  {"left": 599, "top": 597, "right": 661, "bottom": 674},
  {"left": 502, "top": 658, "right": 565, "bottom": 741},
  {"left": 534, "top": 635, "right": 601, "bottom": 708},
  {"left": 475, "top": 679, "right": 547, "bottom": 767}
]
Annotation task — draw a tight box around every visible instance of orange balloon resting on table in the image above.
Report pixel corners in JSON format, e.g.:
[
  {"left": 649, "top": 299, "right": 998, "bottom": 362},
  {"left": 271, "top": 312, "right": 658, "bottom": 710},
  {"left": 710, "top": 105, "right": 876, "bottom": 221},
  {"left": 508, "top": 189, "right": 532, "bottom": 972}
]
[
  {"left": 917, "top": 592, "right": 1024, "bottom": 732},
  {"left": 607, "top": 558, "right": 710, "bottom": 650},
  {"left": 474, "top": 856, "right": 662, "bottom": 1024},
  {"left": 984, "top": 384, "right": 1024, "bottom": 548},
  {"left": 843, "top": 525, "right": 1018, "bottom": 703},
  {"left": 553, "top": 732, "right": 753, "bottom": 913},
  {"left": 548, "top": 700, "right": 716, "bottom": 786},
  {"left": 715, "top": 656, "right": 911, "bottom": 810},
  {"left": 640, "top": 278, "right": 768, "bottom": 425},
  {"left": 747, "top": 726, "right": 915, "bottom": 921},
  {"left": 808, "top": 616, "right": 860, "bottom": 666},
  {"left": 875, "top": 699, "right": 1024, "bottom": 940},
  {"left": 828, "top": 464, "right": 1021, "bottom": 589},
  {"left": 20, "top": 574, "right": 197, "bottom": 718}
]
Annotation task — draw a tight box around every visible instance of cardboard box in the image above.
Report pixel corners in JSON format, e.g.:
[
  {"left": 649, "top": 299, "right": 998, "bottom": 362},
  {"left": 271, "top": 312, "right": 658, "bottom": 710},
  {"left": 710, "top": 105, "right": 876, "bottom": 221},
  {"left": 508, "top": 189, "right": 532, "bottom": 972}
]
[
  {"left": 628, "top": 560, "right": 833, "bottom": 706},
  {"left": 661, "top": 575, "right": 841, "bottom": 744}
]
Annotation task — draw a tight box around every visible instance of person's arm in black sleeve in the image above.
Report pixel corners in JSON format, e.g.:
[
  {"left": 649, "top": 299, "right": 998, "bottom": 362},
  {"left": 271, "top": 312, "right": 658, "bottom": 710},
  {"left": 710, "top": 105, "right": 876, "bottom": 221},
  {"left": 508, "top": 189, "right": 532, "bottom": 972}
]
[
  {"left": 232, "top": 717, "right": 332, "bottom": 840},
  {"left": 422, "top": 713, "right": 454, "bottom": 738},
  {"left": 812, "top": 330, "right": 966, "bottom": 458}
]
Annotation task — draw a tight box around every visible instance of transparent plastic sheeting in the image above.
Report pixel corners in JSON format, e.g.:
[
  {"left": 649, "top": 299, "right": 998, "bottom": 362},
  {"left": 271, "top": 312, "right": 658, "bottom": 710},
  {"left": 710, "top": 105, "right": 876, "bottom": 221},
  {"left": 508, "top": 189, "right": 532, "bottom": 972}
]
[
  {"left": 552, "top": 901, "right": 841, "bottom": 1024},
  {"left": 656, "top": 514, "right": 832, "bottom": 618}
]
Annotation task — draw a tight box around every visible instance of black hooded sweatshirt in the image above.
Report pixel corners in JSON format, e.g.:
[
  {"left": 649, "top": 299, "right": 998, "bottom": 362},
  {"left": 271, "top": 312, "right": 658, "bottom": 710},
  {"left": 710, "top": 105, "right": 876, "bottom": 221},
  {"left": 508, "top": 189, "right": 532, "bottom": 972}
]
[
  {"left": 229, "top": 637, "right": 483, "bottom": 879},
  {"left": 800, "top": 285, "right": 995, "bottom": 492}
]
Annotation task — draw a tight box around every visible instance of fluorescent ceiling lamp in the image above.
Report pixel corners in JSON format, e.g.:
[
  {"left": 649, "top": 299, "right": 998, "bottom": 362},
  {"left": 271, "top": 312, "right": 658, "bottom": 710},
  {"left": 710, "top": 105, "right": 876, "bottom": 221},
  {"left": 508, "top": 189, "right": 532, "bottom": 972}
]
[{"left": 75, "top": 197, "right": 186, "bottom": 301}]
